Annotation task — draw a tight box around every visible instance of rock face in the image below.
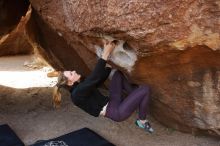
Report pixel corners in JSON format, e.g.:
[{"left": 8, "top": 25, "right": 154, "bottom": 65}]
[
  {"left": 0, "top": 0, "right": 29, "bottom": 36},
  {"left": 0, "top": 0, "right": 32, "bottom": 56},
  {"left": 27, "top": 0, "right": 220, "bottom": 136}
]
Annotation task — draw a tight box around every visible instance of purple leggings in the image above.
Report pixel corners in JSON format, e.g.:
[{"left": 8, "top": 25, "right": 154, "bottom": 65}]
[{"left": 105, "top": 71, "right": 150, "bottom": 122}]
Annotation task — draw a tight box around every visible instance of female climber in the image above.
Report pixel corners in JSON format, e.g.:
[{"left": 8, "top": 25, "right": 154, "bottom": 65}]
[{"left": 53, "top": 40, "right": 154, "bottom": 133}]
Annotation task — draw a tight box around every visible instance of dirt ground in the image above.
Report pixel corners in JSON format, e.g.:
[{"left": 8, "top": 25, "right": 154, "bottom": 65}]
[{"left": 0, "top": 55, "right": 219, "bottom": 146}]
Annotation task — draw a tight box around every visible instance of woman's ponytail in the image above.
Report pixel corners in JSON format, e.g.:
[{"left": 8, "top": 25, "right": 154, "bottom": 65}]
[
  {"left": 52, "top": 72, "right": 68, "bottom": 108},
  {"left": 53, "top": 85, "right": 61, "bottom": 108}
]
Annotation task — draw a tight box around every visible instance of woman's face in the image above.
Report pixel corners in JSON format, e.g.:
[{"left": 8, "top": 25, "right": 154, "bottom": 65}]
[{"left": 63, "top": 71, "right": 81, "bottom": 86}]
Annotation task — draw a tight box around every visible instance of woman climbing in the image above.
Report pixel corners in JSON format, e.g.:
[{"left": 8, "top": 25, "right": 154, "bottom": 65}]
[{"left": 53, "top": 40, "right": 154, "bottom": 133}]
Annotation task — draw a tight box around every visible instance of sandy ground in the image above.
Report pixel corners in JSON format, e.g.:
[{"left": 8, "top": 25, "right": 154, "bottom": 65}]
[{"left": 0, "top": 55, "right": 219, "bottom": 146}]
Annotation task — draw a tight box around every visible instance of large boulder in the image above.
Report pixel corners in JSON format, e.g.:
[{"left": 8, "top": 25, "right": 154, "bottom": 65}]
[{"left": 27, "top": 0, "right": 220, "bottom": 136}]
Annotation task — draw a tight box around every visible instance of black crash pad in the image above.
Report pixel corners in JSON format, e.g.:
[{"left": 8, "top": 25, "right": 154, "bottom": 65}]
[
  {"left": 0, "top": 124, "right": 25, "bottom": 146},
  {"left": 31, "top": 128, "right": 115, "bottom": 146}
]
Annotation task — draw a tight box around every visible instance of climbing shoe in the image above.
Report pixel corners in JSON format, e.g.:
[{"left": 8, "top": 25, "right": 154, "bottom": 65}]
[{"left": 135, "top": 119, "right": 154, "bottom": 133}]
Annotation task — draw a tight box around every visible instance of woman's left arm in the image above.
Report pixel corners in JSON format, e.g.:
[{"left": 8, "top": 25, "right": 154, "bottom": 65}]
[
  {"left": 85, "top": 41, "right": 115, "bottom": 82},
  {"left": 72, "top": 41, "right": 116, "bottom": 97}
]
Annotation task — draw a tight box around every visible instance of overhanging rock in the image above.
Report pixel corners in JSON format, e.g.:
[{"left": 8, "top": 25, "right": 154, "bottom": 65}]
[{"left": 27, "top": 0, "right": 220, "bottom": 136}]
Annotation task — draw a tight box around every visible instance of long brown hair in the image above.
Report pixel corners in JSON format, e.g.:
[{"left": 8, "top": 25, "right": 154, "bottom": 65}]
[{"left": 53, "top": 72, "right": 68, "bottom": 108}]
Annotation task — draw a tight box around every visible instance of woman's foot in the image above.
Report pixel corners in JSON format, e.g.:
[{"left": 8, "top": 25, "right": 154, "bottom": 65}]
[{"left": 135, "top": 119, "right": 154, "bottom": 133}]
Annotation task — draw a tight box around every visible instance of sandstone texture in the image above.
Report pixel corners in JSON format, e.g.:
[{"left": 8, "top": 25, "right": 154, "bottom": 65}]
[{"left": 24, "top": 0, "right": 220, "bottom": 136}]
